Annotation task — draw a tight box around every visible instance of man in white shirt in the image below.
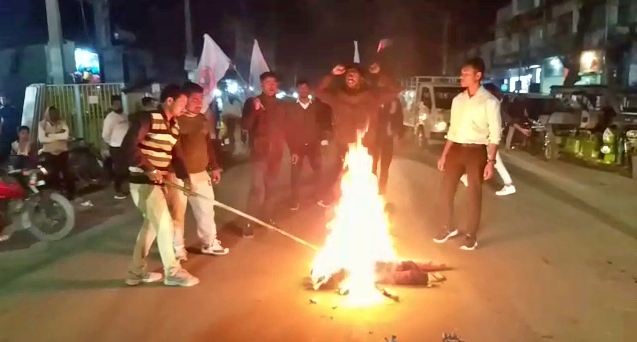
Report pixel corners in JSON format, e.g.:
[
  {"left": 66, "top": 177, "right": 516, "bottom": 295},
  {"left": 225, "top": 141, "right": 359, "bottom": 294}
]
[
  {"left": 433, "top": 57, "right": 502, "bottom": 251},
  {"left": 220, "top": 93, "right": 244, "bottom": 155},
  {"left": 102, "top": 95, "right": 130, "bottom": 199}
]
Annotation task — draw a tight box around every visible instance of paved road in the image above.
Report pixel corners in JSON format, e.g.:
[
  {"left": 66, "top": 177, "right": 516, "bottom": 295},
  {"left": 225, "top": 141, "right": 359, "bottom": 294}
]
[{"left": 0, "top": 145, "right": 636, "bottom": 342}]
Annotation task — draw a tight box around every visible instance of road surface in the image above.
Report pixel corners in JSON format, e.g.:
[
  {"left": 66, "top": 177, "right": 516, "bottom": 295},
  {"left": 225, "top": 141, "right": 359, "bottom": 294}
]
[{"left": 0, "top": 145, "right": 636, "bottom": 342}]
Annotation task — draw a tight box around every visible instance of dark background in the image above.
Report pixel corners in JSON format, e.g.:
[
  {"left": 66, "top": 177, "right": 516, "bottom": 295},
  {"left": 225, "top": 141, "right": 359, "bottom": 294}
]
[{"left": 1, "top": 0, "right": 508, "bottom": 81}]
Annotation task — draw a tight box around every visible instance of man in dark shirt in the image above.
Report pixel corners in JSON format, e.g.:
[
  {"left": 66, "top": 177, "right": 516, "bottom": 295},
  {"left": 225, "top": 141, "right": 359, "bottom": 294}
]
[
  {"left": 166, "top": 82, "right": 227, "bottom": 262},
  {"left": 286, "top": 79, "right": 329, "bottom": 211},
  {"left": 372, "top": 97, "right": 405, "bottom": 195},
  {"left": 122, "top": 84, "right": 199, "bottom": 288},
  {"left": 314, "top": 63, "right": 400, "bottom": 206},
  {"left": 240, "top": 71, "right": 287, "bottom": 237},
  {"left": 0, "top": 95, "right": 20, "bottom": 163}
]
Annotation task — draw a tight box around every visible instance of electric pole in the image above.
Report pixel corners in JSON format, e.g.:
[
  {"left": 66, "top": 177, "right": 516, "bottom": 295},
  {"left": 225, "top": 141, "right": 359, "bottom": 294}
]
[
  {"left": 441, "top": 11, "right": 450, "bottom": 75},
  {"left": 44, "top": 0, "right": 65, "bottom": 84},
  {"left": 184, "top": 0, "right": 197, "bottom": 79}
]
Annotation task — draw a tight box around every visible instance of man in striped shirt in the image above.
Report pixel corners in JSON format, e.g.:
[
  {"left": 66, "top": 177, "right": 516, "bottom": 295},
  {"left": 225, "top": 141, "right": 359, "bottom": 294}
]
[{"left": 122, "top": 84, "right": 199, "bottom": 287}]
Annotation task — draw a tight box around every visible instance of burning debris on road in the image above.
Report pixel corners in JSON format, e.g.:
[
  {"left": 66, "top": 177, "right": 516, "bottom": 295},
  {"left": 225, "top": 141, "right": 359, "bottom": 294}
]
[{"left": 306, "top": 135, "right": 450, "bottom": 304}]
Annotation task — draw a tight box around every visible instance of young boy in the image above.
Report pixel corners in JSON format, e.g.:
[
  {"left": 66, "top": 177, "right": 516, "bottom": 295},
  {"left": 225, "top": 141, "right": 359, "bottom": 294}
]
[{"left": 10, "top": 126, "right": 38, "bottom": 169}]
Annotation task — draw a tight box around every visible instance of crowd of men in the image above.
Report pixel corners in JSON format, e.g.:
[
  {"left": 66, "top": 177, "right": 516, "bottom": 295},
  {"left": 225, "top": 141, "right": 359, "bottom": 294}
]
[
  {"left": 1, "top": 56, "right": 507, "bottom": 283},
  {"left": 113, "top": 63, "right": 404, "bottom": 287}
]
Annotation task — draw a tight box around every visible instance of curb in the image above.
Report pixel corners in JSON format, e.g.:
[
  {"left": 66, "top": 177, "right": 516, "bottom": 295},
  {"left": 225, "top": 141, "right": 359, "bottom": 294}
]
[{"left": 0, "top": 209, "right": 140, "bottom": 285}]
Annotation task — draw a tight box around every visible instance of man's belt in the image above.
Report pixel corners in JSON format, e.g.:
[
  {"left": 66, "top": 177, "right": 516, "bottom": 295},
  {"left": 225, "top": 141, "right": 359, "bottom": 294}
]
[{"left": 453, "top": 142, "right": 487, "bottom": 148}]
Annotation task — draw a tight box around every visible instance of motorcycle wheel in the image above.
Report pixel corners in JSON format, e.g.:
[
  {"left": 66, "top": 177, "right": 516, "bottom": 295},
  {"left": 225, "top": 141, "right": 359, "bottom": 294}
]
[{"left": 21, "top": 192, "right": 76, "bottom": 241}]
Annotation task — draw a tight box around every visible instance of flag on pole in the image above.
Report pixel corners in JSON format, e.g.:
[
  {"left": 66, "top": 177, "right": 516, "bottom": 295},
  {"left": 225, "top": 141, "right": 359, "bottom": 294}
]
[
  {"left": 196, "top": 34, "right": 230, "bottom": 114},
  {"left": 249, "top": 39, "right": 270, "bottom": 93},
  {"left": 377, "top": 38, "right": 393, "bottom": 53},
  {"left": 353, "top": 41, "right": 360, "bottom": 63}
]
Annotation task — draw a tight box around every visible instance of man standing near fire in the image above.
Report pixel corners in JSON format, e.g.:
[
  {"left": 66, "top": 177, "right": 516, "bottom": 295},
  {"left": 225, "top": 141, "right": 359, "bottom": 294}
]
[
  {"left": 166, "top": 82, "right": 227, "bottom": 262},
  {"left": 372, "top": 97, "right": 404, "bottom": 196},
  {"left": 123, "top": 84, "right": 199, "bottom": 287},
  {"left": 286, "top": 79, "right": 329, "bottom": 211},
  {"left": 314, "top": 63, "right": 400, "bottom": 207},
  {"left": 433, "top": 57, "right": 501, "bottom": 251},
  {"left": 240, "top": 72, "right": 287, "bottom": 237}
]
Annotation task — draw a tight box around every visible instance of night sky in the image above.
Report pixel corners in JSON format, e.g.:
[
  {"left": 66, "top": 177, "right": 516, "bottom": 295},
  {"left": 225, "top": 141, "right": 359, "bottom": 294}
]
[{"left": 3, "top": 0, "right": 508, "bottom": 82}]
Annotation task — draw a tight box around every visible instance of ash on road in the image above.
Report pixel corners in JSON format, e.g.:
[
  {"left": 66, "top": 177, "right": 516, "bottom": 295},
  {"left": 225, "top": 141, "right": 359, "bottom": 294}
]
[{"left": 0, "top": 146, "right": 636, "bottom": 342}]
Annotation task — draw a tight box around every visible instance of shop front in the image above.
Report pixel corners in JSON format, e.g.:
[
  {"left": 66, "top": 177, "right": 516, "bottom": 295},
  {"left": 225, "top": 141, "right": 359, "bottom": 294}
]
[
  {"left": 494, "top": 65, "right": 541, "bottom": 94},
  {"left": 540, "top": 51, "right": 604, "bottom": 93}
]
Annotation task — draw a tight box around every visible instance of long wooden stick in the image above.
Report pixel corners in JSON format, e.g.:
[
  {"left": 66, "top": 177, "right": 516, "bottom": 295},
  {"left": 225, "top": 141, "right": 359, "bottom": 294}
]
[{"left": 163, "top": 180, "right": 319, "bottom": 251}]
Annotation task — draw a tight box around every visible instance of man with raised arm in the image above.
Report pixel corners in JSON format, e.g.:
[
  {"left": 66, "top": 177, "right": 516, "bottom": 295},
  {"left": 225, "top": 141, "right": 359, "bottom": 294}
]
[{"left": 313, "top": 63, "right": 400, "bottom": 207}]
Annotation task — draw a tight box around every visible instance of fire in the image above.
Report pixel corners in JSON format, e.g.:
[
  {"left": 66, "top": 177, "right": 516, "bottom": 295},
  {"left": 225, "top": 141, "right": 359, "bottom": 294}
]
[{"left": 310, "top": 136, "right": 398, "bottom": 306}]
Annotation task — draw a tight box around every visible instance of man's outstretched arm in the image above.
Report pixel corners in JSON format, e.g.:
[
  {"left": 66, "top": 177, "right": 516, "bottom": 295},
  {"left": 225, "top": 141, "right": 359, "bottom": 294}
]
[
  {"left": 314, "top": 74, "right": 337, "bottom": 106},
  {"left": 373, "top": 73, "right": 401, "bottom": 105}
]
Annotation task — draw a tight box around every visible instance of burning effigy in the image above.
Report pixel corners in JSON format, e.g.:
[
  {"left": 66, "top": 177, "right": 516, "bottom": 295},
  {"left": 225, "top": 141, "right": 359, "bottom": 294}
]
[{"left": 308, "top": 134, "right": 449, "bottom": 305}]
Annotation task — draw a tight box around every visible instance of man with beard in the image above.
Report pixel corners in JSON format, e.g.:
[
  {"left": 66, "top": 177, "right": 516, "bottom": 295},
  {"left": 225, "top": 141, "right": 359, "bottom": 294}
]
[
  {"left": 123, "top": 84, "right": 199, "bottom": 287},
  {"left": 314, "top": 63, "right": 400, "bottom": 207},
  {"left": 102, "top": 95, "right": 130, "bottom": 199},
  {"left": 286, "top": 79, "right": 329, "bottom": 210},
  {"left": 372, "top": 97, "right": 404, "bottom": 195},
  {"left": 240, "top": 72, "right": 287, "bottom": 237},
  {"left": 166, "top": 82, "right": 227, "bottom": 261}
]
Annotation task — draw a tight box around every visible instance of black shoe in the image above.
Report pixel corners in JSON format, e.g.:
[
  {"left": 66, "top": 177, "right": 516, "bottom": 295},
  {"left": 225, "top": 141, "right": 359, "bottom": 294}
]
[
  {"left": 242, "top": 224, "right": 254, "bottom": 238},
  {"left": 290, "top": 202, "right": 300, "bottom": 211},
  {"left": 433, "top": 229, "right": 459, "bottom": 243},
  {"left": 114, "top": 192, "right": 127, "bottom": 200},
  {"left": 460, "top": 234, "right": 478, "bottom": 250}
]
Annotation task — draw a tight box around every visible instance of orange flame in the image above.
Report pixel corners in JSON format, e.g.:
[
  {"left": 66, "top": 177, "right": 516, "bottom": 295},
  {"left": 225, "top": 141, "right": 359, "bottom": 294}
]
[{"left": 310, "top": 135, "right": 398, "bottom": 306}]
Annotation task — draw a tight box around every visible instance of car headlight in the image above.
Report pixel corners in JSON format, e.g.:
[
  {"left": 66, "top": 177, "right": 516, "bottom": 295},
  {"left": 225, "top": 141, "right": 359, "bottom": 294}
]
[
  {"left": 435, "top": 121, "right": 447, "bottom": 131},
  {"left": 626, "top": 130, "right": 637, "bottom": 139},
  {"left": 601, "top": 145, "right": 612, "bottom": 154}
]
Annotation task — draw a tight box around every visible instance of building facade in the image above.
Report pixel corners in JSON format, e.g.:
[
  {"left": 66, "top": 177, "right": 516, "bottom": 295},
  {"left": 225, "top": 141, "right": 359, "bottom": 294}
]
[{"left": 451, "top": 0, "right": 637, "bottom": 94}]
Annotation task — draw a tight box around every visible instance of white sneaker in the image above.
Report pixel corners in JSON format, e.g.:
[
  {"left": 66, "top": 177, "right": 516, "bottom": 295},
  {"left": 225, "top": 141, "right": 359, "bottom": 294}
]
[
  {"left": 201, "top": 239, "right": 229, "bottom": 256},
  {"left": 496, "top": 185, "right": 516, "bottom": 196},
  {"left": 125, "top": 271, "right": 163, "bottom": 286},
  {"left": 164, "top": 269, "right": 199, "bottom": 287},
  {"left": 460, "top": 174, "right": 468, "bottom": 187}
]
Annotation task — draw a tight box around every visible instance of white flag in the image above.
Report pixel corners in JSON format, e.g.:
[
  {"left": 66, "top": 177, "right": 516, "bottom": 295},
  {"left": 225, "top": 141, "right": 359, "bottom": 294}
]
[
  {"left": 353, "top": 41, "right": 360, "bottom": 63},
  {"left": 196, "top": 34, "right": 230, "bottom": 113},
  {"left": 249, "top": 39, "right": 270, "bottom": 93}
]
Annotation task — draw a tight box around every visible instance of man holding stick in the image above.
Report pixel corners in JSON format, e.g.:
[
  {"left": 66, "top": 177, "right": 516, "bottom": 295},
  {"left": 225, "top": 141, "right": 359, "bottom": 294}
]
[
  {"left": 123, "top": 84, "right": 199, "bottom": 287},
  {"left": 166, "top": 82, "right": 227, "bottom": 262},
  {"left": 433, "top": 57, "right": 501, "bottom": 251},
  {"left": 314, "top": 63, "right": 400, "bottom": 207}
]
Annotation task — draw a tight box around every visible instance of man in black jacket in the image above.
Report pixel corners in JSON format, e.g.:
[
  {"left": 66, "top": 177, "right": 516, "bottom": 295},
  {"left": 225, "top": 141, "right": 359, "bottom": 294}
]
[
  {"left": 286, "top": 79, "right": 330, "bottom": 211},
  {"left": 372, "top": 97, "right": 404, "bottom": 195},
  {"left": 240, "top": 72, "right": 287, "bottom": 237}
]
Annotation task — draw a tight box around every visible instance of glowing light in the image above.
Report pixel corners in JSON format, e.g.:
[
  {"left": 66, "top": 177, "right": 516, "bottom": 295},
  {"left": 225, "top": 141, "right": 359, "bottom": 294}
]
[
  {"left": 248, "top": 86, "right": 254, "bottom": 91},
  {"left": 310, "top": 133, "right": 397, "bottom": 306},
  {"left": 275, "top": 91, "right": 286, "bottom": 99},
  {"left": 293, "top": 92, "right": 299, "bottom": 99},
  {"left": 213, "top": 89, "right": 222, "bottom": 97},
  {"left": 226, "top": 81, "right": 239, "bottom": 94}
]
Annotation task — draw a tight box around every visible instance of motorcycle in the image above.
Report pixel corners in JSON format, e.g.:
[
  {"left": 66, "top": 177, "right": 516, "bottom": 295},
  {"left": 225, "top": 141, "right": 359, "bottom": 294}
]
[
  {"left": 0, "top": 159, "right": 76, "bottom": 242},
  {"left": 68, "top": 137, "right": 109, "bottom": 188}
]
